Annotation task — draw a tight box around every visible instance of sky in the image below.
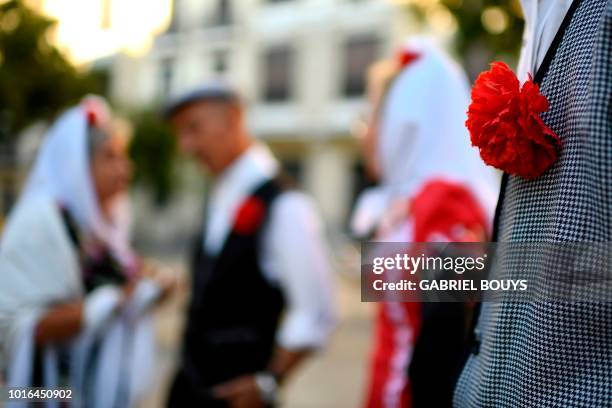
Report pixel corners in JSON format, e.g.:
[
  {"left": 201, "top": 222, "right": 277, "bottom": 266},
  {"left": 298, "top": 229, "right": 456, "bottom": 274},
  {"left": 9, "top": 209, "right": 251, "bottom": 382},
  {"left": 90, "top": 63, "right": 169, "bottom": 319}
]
[{"left": 36, "top": 0, "right": 172, "bottom": 64}]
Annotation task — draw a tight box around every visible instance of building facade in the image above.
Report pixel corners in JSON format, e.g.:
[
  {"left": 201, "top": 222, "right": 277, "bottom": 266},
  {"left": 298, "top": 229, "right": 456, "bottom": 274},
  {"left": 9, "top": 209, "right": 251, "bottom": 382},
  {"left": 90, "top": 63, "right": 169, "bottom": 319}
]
[{"left": 111, "top": 0, "right": 415, "bottom": 232}]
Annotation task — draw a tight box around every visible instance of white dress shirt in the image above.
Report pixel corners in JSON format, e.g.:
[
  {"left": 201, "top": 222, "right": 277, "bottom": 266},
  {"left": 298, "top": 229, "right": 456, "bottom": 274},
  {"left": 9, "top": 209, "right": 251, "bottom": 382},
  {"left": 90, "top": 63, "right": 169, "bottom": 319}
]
[
  {"left": 517, "top": 0, "right": 574, "bottom": 82},
  {"left": 204, "top": 143, "right": 336, "bottom": 349}
]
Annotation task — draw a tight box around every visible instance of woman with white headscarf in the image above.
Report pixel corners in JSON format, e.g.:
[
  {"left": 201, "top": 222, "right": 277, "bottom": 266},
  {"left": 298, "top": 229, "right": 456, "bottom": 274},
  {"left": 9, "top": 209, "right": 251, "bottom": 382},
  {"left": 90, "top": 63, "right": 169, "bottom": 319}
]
[
  {"left": 0, "top": 97, "right": 169, "bottom": 408},
  {"left": 352, "top": 38, "right": 500, "bottom": 408}
]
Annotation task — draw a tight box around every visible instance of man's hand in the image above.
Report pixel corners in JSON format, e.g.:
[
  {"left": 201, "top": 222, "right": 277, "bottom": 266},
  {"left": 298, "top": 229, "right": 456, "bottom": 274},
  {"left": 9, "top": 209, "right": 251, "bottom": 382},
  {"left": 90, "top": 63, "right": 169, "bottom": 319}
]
[
  {"left": 211, "top": 346, "right": 311, "bottom": 407},
  {"left": 213, "top": 375, "right": 266, "bottom": 408}
]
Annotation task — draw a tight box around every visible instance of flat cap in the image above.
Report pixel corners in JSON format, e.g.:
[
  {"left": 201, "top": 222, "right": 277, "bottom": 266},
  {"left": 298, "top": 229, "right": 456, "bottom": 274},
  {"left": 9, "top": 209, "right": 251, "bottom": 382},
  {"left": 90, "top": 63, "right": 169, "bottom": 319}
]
[{"left": 161, "top": 80, "right": 241, "bottom": 119}]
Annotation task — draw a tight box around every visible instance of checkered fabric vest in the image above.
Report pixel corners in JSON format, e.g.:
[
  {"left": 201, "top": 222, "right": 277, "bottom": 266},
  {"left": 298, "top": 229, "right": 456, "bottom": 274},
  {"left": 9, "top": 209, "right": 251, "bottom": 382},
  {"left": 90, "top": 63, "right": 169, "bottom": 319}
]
[{"left": 454, "top": 1, "right": 612, "bottom": 407}]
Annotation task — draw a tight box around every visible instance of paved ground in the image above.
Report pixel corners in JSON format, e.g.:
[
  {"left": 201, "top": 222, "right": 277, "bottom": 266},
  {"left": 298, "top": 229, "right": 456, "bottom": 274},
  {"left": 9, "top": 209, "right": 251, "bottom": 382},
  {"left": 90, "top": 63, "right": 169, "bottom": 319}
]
[{"left": 141, "top": 262, "right": 374, "bottom": 408}]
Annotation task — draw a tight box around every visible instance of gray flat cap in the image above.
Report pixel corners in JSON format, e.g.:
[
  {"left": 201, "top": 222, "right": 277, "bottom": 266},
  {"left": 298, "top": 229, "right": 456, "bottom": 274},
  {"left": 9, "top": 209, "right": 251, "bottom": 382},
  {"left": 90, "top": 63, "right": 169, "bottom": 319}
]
[{"left": 161, "top": 81, "right": 241, "bottom": 119}]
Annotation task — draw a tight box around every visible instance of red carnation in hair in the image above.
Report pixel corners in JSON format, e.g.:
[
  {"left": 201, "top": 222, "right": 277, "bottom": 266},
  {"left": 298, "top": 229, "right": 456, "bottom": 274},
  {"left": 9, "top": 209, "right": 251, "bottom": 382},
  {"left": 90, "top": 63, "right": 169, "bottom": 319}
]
[
  {"left": 466, "top": 62, "right": 560, "bottom": 180},
  {"left": 85, "top": 109, "right": 98, "bottom": 126},
  {"left": 397, "top": 49, "right": 421, "bottom": 68},
  {"left": 81, "top": 96, "right": 110, "bottom": 127},
  {"left": 233, "top": 196, "right": 266, "bottom": 235}
]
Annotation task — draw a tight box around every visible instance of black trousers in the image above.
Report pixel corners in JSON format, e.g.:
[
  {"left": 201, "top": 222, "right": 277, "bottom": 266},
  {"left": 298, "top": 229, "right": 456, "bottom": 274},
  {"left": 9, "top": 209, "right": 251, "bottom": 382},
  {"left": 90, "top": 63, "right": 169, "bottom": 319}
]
[
  {"left": 167, "top": 369, "right": 276, "bottom": 408},
  {"left": 408, "top": 302, "right": 470, "bottom": 408},
  {"left": 167, "top": 370, "right": 228, "bottom": 408}
]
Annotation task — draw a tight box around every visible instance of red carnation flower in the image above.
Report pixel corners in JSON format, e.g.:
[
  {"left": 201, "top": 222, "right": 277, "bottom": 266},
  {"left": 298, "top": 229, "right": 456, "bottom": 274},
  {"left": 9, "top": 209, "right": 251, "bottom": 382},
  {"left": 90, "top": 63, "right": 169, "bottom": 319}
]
[
  {"left": 233, "top": 196, "right": 265, "bottom": 235},
  {"left": 85, "top": 109, "right": 98, "bottom": 126},
  {"left": 81, "top": 96, "right": 110, "bottom": 127},
  {"left": 397, "top": 49, "right": 421, "bottom": 68},
  {"left": 466, "top": 61, "right": 560, "bottom": 180}
]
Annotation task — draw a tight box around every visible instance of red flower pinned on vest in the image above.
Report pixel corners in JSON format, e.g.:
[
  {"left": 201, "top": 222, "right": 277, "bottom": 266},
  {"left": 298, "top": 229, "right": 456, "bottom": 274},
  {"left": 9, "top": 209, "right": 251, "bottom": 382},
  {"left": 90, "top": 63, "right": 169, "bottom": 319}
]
[
  {"left": 466, "top": 61, "right": 561, "bottom": 180},
  {"left": 396, "top": 49, "right": 421, "bottom": 68},
  {"left": 233, "top": 196, "right": 266, "bottom": 235}
]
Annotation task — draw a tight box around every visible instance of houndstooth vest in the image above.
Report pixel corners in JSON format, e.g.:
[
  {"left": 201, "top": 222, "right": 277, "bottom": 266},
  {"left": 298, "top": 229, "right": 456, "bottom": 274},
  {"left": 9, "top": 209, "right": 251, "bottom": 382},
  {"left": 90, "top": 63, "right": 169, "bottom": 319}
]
[{"left": 454, "top": 1, "right": 612, "bottom": 407}]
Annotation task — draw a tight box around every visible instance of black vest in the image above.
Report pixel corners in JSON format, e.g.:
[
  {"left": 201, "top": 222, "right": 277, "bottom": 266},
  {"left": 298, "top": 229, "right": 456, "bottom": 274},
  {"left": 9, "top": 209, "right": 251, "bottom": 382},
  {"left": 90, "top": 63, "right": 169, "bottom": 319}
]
[{"left": 181, "top": 177, "right": 286, "bottom": 389}]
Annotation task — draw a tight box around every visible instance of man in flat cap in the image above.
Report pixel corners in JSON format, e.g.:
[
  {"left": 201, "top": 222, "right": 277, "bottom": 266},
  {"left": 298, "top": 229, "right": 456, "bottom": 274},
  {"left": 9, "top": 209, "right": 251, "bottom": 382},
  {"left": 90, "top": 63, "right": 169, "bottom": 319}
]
[{"left": 163, "top": 83, "right": 336, "bottom": 408}]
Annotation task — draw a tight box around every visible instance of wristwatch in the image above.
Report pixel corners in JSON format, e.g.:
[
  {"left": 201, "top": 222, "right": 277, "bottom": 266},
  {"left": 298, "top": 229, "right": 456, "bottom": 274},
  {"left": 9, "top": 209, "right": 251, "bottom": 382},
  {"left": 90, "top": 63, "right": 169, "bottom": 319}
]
[{"left": 254, "top": 372, "right": 279, "bottom": 404}]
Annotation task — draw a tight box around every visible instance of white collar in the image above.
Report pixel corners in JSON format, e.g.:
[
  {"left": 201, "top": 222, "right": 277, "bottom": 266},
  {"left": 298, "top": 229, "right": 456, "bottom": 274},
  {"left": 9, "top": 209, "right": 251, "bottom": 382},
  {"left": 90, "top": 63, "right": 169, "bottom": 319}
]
[
  {"left": 517, "top": 0, "right": 574, "bottom": 82},
  {"left": 204, "top": 143, "right": 279, "bottom": 253},
  {"left": 212, "top": 143, "right": 278, "bottom": 199}
]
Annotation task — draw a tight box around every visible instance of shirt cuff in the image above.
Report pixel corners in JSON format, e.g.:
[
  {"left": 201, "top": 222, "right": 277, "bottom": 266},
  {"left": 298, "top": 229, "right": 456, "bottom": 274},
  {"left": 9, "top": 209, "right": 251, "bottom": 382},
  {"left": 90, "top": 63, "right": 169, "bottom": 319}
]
[{"left": 276, "top": 309, "right": 336, "bottom": 350}]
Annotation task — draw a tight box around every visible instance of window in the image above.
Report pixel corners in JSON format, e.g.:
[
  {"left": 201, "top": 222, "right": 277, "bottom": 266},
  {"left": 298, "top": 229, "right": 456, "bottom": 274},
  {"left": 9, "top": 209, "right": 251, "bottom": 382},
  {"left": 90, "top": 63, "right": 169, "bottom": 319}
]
[
  {"left": 160, "top": 57, "right": 175, "bottom": 96},
  {"left": 212, "top": 0, "right": 232, "bottom": 26},
  {"left": 213, "top": 50, "right": 229, "bottom": 74},
  {"left": 342, "top": 35, "right": 379, "bottom": 97},
  {"left": 262, "top": 46, "right": 294, "bottom": 102},
  {"left": 281, "top": 159, "right": 303, "bottom": 183}
]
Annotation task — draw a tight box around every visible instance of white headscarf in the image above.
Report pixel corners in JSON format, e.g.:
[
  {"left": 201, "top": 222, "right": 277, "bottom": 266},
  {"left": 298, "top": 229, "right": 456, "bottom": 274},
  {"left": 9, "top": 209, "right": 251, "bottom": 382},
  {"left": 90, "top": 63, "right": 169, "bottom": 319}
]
[
  {"left": 378, "top": 37, "right": 500, "bottom": 218},
  {"left": 16, "top": 97, "right": 134, "bottom": 268}
]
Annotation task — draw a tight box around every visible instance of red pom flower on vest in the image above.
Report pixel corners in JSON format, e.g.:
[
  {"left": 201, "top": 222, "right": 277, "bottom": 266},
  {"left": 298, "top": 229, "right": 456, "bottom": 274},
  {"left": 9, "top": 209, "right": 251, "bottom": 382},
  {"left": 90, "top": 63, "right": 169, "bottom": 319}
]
[
  {"left": 233, "top": 196, "right": 266, "bottom": 235},
  {"left": 397, "top": 49, "right": 421, "bottom": 68},
  {"left": 466, "top": 62, "right": 560, "bottom": 180}
]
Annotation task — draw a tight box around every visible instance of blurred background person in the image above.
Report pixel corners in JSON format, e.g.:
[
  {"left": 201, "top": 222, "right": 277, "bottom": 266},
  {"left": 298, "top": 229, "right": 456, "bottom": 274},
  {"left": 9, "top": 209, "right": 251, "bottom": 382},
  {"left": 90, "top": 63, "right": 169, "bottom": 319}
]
[
  {"left": 351, "top": 37, "right": 499, "bottom": 408},
  {"left": 162, "top": 83, "right": 337, "bottom": 408},
  {"left": 0, "top": 96, "right": 172, "bottom": 408}
]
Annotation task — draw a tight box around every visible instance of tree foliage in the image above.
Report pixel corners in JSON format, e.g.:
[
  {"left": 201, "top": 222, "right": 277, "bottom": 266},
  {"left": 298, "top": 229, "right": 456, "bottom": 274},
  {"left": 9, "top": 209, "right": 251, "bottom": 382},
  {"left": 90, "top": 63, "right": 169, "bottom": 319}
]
[
  {"left": 0, "top": 0, "right": 105, "bottom": 139},
  {"left": 128, "top": 110, "right": 177, "bottom": 206},
  {"left": 406, "top": 0, "right": 524, "bottom": 79}
]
